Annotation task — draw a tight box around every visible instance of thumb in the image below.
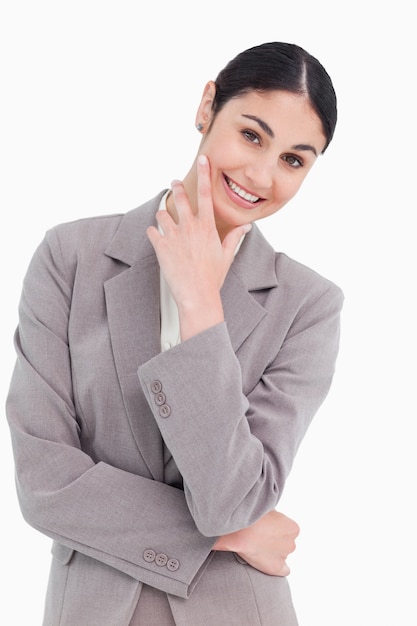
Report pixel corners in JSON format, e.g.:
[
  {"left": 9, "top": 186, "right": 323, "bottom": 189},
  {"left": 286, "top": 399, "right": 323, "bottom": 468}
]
[{"left": 222, "top": 222, "right": 252, "bottom": 256}]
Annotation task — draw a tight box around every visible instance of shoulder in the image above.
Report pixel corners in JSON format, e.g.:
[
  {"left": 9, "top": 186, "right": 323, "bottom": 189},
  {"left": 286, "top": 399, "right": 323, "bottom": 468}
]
[
  {"left": 42, "top": 191, "right": 165, "bottom": 266},
  {"left": 24, "top": 192, "right": 165, "bottom": 290},
  {"left": 275, "top": 252, "right": 342, "bottom": 298},
  {"left": 272, "top": 252, "right": 344, "bottom": 325},
  {"left": 241, "top": 224, "right": 343, "bottom": 305},
  {"left": 46, "top": 212, "right": 124, "bottom": 256}
]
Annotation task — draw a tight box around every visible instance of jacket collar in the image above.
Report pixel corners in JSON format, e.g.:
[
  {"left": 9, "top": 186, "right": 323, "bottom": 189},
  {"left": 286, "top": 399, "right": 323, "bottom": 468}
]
[
  {"left": 104, "top": 190, "right": 278, "bottom": 292},
  {"left": 104, "top": 191, "right": 165, "bottom": 266}
]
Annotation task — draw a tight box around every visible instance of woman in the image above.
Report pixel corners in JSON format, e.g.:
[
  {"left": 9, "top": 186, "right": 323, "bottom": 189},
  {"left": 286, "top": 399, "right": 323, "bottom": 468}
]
[{"left": 6, "top": 42, "right": 343, "bottom": 625}]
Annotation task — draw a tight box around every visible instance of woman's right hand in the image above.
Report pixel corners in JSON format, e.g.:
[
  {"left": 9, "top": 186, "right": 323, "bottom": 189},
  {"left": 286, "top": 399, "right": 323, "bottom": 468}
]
[{"left": 213, "top": 510, "right": 300, "bottom": 576}]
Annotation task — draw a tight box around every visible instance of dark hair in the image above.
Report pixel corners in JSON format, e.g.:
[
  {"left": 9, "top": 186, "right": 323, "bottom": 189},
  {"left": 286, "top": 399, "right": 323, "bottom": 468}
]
[{"left": 213, "top": 42, "right": 337, "bottom": 153}]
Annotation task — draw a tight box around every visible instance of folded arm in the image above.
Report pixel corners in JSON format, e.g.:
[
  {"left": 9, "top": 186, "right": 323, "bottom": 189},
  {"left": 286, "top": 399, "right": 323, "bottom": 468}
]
[
  {"left": 138, "top": 278, "right": 343, "bottom": 539},
  {"left": 6, "top": 230, "right": 216, "bottom": 599}
]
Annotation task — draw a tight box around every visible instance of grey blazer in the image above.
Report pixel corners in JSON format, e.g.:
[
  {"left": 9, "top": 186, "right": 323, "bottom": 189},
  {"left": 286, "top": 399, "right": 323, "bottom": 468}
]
[{"left": 6, "top": 191, "right": 343, "bottom": 625}]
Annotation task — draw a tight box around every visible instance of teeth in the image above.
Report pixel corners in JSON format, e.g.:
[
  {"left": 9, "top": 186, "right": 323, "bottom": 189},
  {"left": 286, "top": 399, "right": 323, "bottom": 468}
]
[{"left": 226, "top": 176, "right": 260, "bottom": 203}]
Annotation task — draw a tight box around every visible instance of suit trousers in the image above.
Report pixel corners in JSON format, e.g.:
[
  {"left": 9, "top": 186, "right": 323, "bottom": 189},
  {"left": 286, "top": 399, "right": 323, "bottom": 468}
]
[{"left": 129, "top": 585, "right": 176, "bottom": 625}]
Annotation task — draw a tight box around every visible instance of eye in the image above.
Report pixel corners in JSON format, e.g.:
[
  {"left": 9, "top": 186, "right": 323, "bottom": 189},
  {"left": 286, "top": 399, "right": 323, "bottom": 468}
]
[
  {"left": 282, "top": 154, "right": 304, "bottom": 168},
  {"left": 241, "top": 129, "right": 261, "bottom": 145}
]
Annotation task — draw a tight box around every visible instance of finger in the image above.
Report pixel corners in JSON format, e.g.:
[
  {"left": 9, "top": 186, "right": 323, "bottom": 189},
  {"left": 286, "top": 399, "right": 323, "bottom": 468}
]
[
  {"left": 222, "top": 223, "right": 252, "bottom": 256},
  {"left": 146, "top": 225, "right": 163, "bottom": 249},
  {"left": 170, "top": 179, "right": 192, "bottom": 221},
  {"left": 197, "top": 154, "right": 215, "bottom": 224},
  {"left": 155, "top": 209, "right": 176, "bottom": 235}
]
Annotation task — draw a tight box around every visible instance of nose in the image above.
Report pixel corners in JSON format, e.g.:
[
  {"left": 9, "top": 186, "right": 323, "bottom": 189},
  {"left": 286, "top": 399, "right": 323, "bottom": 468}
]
[{"left": 244, "top": 153, "right": 278, "bottom": 190}]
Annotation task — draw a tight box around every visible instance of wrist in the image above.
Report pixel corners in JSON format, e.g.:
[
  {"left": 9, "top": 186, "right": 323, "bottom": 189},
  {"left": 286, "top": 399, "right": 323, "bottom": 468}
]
[
  {"left": 212, "top": 528, "right": 246, "bottom": 553},
  {"left": 178, "top": 292, "right": 224, "bottom": 342}
]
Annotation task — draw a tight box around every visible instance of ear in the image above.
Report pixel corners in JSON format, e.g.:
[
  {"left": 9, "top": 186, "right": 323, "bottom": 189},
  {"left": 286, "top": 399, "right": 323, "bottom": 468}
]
[{"left": 195, "top": 81, "right": 216, "bottom": 132}]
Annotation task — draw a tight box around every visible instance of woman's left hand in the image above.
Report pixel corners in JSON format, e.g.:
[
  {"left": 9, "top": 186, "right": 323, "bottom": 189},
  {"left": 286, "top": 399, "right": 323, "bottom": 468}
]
[{"left": 146, "top": 154, "right": 251, "bottom": 341}]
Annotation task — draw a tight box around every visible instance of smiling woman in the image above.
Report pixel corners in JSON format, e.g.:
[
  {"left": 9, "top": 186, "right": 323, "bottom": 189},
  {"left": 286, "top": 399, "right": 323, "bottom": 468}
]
[
  {"left": 6, "top": 42, "right": 343, "bottom": 625},
  {"left": 179, "top": 89, "right": 326, "bottom": 241}
]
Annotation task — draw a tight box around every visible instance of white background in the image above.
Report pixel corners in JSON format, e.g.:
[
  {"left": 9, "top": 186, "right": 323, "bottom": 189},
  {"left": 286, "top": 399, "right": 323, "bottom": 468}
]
[{"left": 1, "top": 2, "right": 416, "bottom": 624}]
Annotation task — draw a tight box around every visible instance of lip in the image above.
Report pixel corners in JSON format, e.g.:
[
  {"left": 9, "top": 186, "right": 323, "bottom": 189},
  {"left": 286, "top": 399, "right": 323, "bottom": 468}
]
[{"left": 222, "top": 174, "right": 266, "bottom": 210}]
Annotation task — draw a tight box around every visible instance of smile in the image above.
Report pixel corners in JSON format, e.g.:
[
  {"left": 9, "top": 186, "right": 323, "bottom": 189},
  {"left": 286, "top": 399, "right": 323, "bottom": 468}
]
[{"left": 224, "top": 175, "right": 262, "bottom": 204}]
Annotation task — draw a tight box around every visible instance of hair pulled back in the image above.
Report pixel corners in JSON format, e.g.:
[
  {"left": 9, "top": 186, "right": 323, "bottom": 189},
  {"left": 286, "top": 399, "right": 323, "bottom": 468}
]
[{"left": 213, "top": 42, "right": 337, "bottom": 153}]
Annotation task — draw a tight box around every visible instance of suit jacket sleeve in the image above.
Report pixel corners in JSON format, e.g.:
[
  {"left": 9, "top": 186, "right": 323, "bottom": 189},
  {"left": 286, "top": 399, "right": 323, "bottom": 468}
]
[
  {"left": 6, "top": 228, "right": 215, "bottom": 599},
  {"left": 138, "top": 271, "right": 344, "bottom": 537}
]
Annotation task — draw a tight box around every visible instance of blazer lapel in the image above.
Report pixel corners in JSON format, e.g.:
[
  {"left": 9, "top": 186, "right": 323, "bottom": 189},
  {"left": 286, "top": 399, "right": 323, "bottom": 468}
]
[
  {"left": 222, "top": 224, "right": 278, "bottom": 351},
  {"left": 104, "top": 193, "right": 166, "bottom": 481}
]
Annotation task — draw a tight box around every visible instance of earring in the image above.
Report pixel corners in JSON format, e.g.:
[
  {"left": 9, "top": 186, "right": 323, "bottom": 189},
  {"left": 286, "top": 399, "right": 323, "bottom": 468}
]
[{"left": 196, "top": 123, "right": 203, "bottom": 132}]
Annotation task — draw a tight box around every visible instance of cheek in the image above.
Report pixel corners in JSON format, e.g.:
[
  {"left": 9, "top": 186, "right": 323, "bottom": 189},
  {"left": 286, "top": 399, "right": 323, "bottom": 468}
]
[
  {"left": 203, "top": 137, "right": 242, "bottom": 173},
  {"left": 275, "top": 179, "right": 299, "bottom": 203},
  {"left": 270, "top": 174, "right": 307, "bottom": 212},
  {"left": 282, "top": 170, "right": 310, "bottom": 198}
]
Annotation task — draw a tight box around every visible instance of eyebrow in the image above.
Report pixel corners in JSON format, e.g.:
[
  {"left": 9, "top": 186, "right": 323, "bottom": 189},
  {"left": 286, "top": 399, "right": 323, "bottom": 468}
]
[
  {"left": 292, "top": 143, "right": 318, "bottom": 156},
  {"left": 242, "top": 114, "right": 274, "bottom": 137},
  {"left": 241, "top": 114, "right": 318, "bottom": 156}
]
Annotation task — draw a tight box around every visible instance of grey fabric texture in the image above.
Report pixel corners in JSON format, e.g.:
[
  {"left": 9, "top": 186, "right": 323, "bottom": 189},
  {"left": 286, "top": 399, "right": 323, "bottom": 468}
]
[{"left": 6, "top": 191, "right": 343, "bottom": 624}]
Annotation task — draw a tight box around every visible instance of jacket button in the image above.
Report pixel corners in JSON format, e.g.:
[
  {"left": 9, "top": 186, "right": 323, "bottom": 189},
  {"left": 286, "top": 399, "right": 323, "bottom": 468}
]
[
  {"left": 159, "top": 404, "right": 171, "bottom": 418},
  {"left": 150, "top": 380, "right": 162, "bottom": 394},
  {"left": 154, "top": 392, "right": 166, "bottom": 406},
  {"left": 143, "top": 549, "right": 156, "bottom": 563},
  {"left": 167, "top": 558, "right": 180, "bottom": 572},
  {"left": 155, "top": 553, "right": 168, "bottom": 567}
]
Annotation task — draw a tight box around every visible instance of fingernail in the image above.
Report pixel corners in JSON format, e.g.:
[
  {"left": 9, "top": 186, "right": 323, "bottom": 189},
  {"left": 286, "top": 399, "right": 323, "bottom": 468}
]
[
  {"left": 198, "top": 154, "right": 207, "bottom": 165},
  {"left": 242, "top": 223, "right": 252, "bottom": 233}
]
